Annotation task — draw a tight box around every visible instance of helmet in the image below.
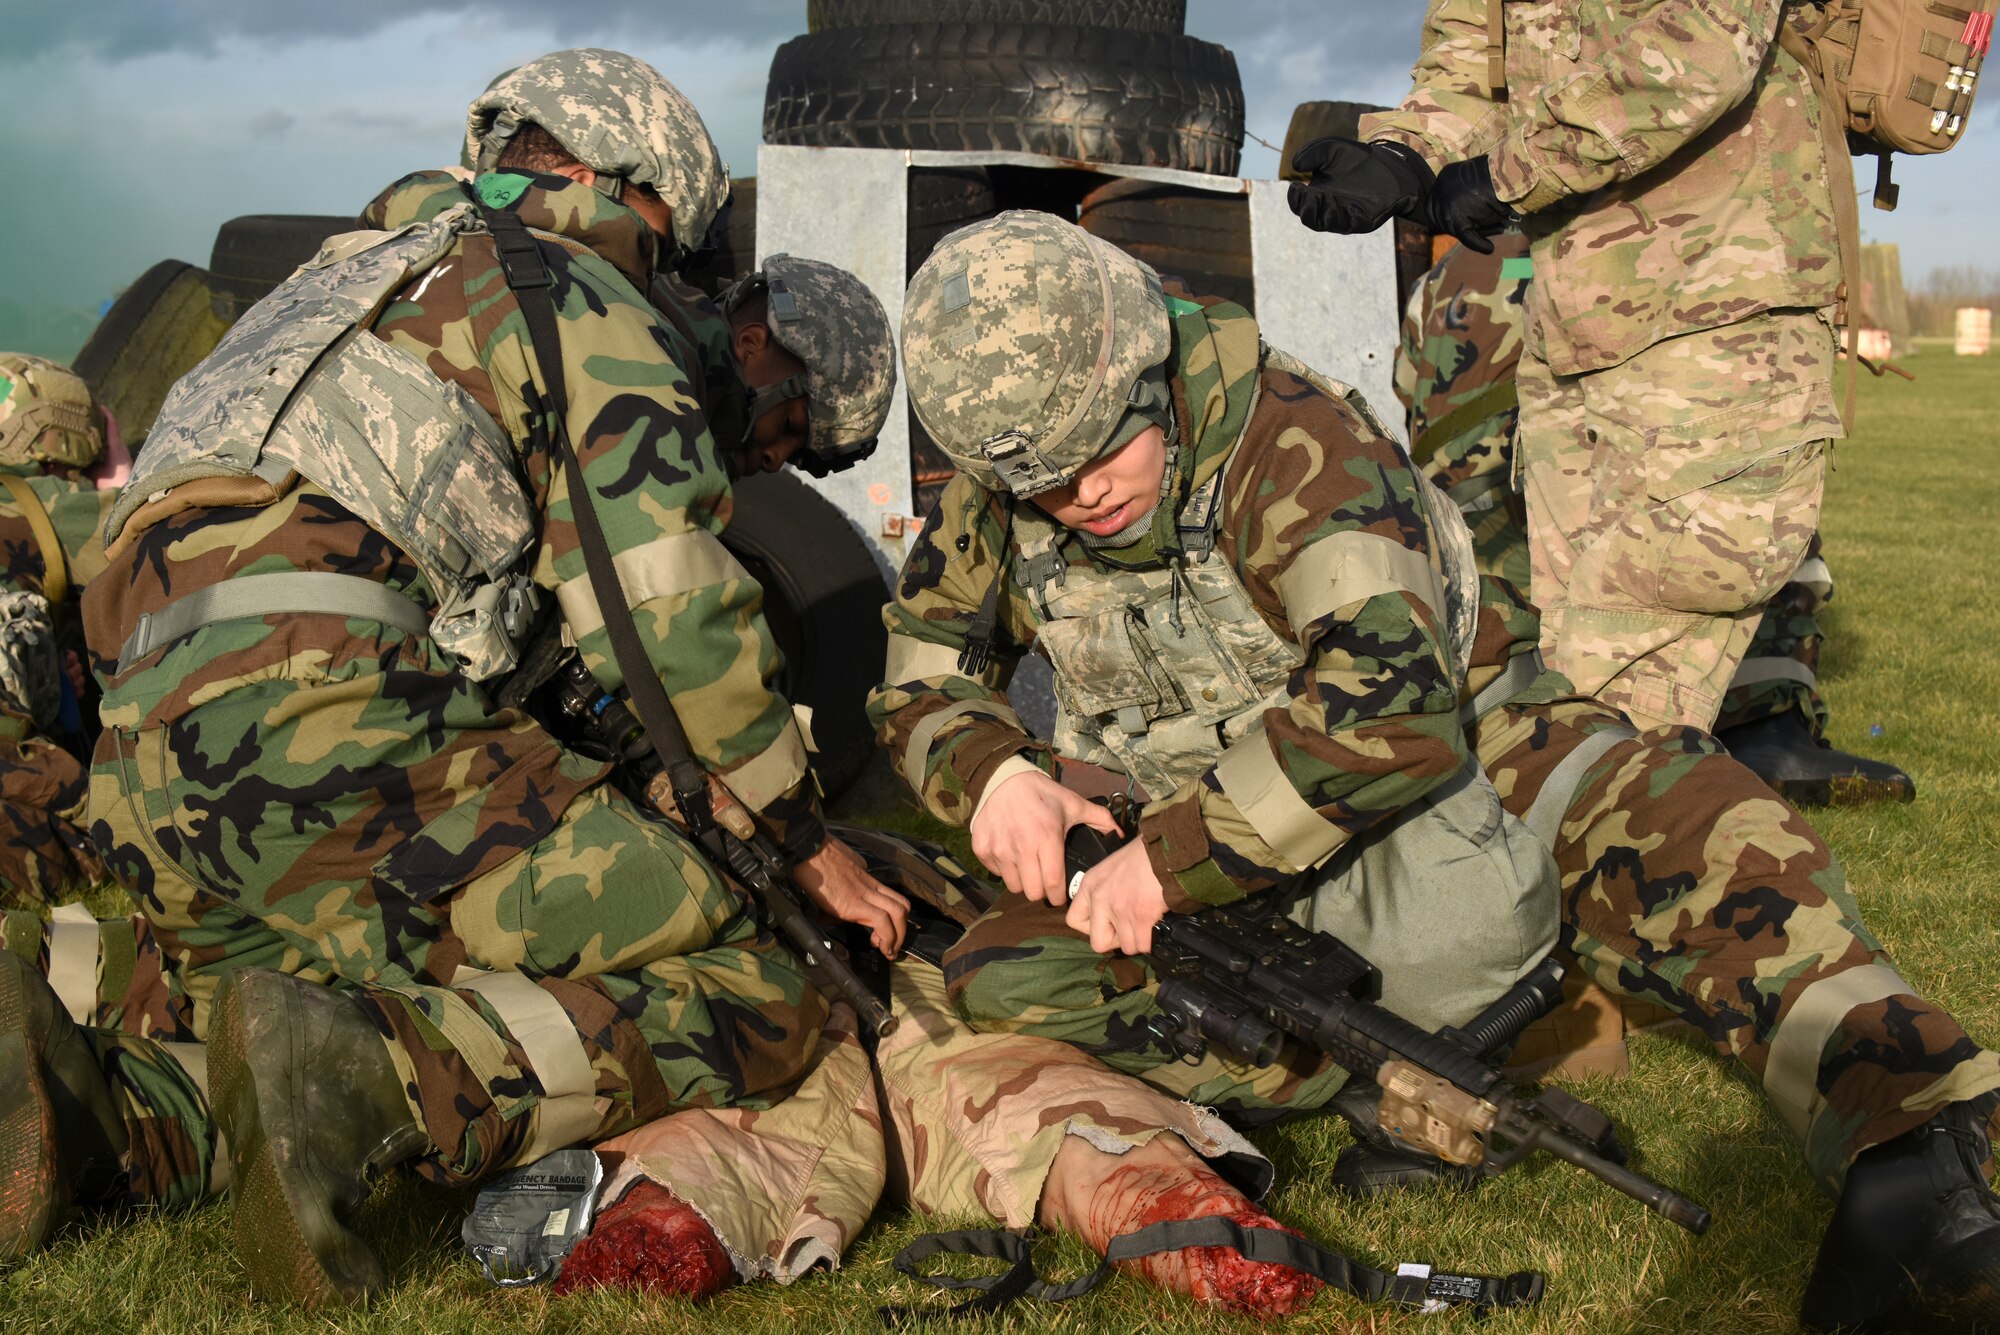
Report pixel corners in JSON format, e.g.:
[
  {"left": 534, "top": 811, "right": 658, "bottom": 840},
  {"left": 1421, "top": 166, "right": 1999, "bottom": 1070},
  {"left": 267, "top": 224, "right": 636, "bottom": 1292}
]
[
  {"left": 0, "top": 353, "right": 102, "bottom": 473},
  {"left": 900, "top": 211, "right": 1171, "bottom": 497},
  {"left": 719, "top": 256, "right": 896, "bottom": 477},
  {"left": 464, "top": 49, "right": 729, "bottom": 259}
]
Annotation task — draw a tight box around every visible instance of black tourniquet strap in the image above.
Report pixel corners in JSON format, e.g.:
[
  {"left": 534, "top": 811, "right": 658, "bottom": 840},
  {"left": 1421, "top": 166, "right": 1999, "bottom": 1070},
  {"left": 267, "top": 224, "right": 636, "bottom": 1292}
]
[{"left": 878, "top": 1219, "right": 1543, "bottom": 1325}]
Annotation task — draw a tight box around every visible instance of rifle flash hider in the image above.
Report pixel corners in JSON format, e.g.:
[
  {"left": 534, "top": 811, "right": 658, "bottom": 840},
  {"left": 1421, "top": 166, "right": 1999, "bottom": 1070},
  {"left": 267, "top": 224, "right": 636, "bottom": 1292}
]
[{"left": 1376, "top": 1059, "right": 1499, "bottom": 1167}]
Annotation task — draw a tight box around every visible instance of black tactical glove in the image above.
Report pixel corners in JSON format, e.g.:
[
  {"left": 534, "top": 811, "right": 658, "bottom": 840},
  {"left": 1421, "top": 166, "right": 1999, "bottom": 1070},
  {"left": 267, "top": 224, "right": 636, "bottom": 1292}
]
[
  {"left": 1286, "top": 137, "right": 1436, "bottom": 236},
  {"left": 1417, "top": 157, "right": 1520, "bottom": 254}
]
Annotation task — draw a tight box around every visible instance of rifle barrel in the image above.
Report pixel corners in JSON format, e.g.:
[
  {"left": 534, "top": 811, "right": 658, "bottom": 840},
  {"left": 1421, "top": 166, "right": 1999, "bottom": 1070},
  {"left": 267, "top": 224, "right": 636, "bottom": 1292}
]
[{"left": 1499, "top": 1108, "right": 1711, "bottom": 1234}]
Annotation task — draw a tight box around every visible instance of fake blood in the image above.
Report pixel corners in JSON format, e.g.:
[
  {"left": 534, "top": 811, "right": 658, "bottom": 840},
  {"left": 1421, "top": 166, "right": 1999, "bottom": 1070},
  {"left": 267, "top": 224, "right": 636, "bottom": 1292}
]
[
  {"left": 552, "top": 1180, "right": 734, "bottom": 1300},
  {"left": 1086, "top": 1162, "right": 1322, "bottom": 1319}
]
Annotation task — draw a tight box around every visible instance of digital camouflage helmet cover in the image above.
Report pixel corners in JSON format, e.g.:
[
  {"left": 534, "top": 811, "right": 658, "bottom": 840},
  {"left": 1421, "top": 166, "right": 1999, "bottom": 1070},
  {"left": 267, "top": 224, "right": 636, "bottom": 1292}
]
[
  {"left": 464, "top": 49, "right": 729, "bottom": 260},
  {"left": 900, "top": 211, "right": 1171, "bottom": 497},
  {"left": 720, "top": 255, "right": 896, "bottom": 477}
]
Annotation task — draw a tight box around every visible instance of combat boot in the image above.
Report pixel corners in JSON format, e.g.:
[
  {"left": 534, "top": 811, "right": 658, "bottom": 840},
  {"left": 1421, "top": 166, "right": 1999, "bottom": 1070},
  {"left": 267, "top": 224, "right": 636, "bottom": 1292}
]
[
  {"left": 1800, "top": 1093, "right": 2000, "bottom": 1332},
  {"left": 0, "top": 950, "right": 128, "bottom": 1262},
  {"left": 1718, "top": 711, "right": 1916, "bottom": 807},
  {"left": 209, "top": 968, "right": 426, "bottom": 1308}
]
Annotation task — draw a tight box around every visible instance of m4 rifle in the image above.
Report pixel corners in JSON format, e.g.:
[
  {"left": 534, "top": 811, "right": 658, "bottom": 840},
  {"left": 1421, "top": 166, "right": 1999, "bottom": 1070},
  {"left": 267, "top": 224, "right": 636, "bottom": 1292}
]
[{"left": 1066, "top": 820, "right": 1709, "bottom": 1234}]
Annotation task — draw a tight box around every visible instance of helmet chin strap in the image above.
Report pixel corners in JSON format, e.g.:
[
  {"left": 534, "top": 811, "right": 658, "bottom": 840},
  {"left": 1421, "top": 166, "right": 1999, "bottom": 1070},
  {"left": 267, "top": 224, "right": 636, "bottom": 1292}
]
[{"left": 742, "top": 374, "right": 810, "bottom": 442}]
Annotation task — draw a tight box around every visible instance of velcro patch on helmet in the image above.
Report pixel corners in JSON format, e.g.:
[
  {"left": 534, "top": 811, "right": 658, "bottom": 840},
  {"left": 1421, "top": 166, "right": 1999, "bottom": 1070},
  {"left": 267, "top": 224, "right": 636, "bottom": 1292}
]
[{"left": 939, "top": 269, "right": 972, "bottom": 314}]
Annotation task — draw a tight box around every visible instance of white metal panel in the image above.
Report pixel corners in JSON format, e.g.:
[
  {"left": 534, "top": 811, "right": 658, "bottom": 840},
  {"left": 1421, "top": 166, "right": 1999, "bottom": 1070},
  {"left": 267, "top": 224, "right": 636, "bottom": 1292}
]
[
  {"left": 755, "top": 144, "right": 914, "bottom": 580},
  {"left": 1246, "top": 179, "right": 1406, "bottom": 445}
]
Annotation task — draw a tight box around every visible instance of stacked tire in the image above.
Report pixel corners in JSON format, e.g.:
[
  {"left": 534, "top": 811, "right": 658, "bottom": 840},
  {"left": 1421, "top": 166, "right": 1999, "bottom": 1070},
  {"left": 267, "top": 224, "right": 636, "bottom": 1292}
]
[
  {"left": 766, "top": 3, "right": 1242, "bottom": 177},
  {"left": 208, "top": 215, "right": 358, "bottom": 323},
  {"left": 71, "top": 261, "right": 231, "bottom": 448},
  {"left": 766, "top": 1, "right": 1244, "bottom": 517},
  {"left": 74, "top": 215, "right": 356, "bottom": 446},
  {"left": 1077, "top": 176, "right": 1252, "bottom": 312}
]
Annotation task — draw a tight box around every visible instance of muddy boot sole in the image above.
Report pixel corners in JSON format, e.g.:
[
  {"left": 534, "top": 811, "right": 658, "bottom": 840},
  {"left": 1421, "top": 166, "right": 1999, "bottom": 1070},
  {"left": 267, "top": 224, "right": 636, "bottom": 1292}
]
[
  {"left": 210, "top": 970, "right": 385, "bottom": 1308},
  {"left": 1772, "top": 771, "right": 1919, "bottom": 809},
  {"left": 0, "top": 957, "right": 60, "bottom": 1264}
]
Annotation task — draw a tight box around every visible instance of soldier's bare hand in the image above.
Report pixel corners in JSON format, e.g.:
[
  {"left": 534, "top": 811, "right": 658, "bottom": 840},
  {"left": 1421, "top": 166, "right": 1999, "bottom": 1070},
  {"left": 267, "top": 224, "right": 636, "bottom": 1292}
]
[
  {"left": 1067, "top": 838, "right": 1167, "bottom": 956},
  {"left": 794, "top": 835, "right": 909, "bottom": 958},
  {"left": 970, "top": 767, "right": 1121, "bottom": 906}
]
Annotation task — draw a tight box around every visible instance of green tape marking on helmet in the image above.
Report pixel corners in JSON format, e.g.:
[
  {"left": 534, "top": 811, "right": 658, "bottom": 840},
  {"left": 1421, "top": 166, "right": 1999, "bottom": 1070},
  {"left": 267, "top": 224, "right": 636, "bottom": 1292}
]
[
  {"left": 474, "top": 172, "right": 534, "bottom": 210},
  {"left": 1164, "top": 296, "right": 1205, "bottom": 317},
  {"left": 1499, "top": 256, "right": 1534, "bottom": 281},
  {"left": 0, "top": 374, "right": 13, "bottom": 408}
]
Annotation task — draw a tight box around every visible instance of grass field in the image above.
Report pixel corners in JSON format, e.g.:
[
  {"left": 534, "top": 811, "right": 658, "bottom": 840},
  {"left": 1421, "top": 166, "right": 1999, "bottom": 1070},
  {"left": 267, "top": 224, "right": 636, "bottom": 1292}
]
[{"left": 4, "top": 354, "right": 1997, "bottom": 1334}]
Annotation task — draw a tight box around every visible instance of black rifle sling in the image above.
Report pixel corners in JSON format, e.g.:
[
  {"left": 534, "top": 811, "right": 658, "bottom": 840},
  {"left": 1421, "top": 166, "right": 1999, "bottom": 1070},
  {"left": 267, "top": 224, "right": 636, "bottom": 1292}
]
[
  {"left": 878, "top": 1218, "right": 1542, "bottom": 1325},
  {"left": 483, "top": 207, "right": 716, "bottom": 835}
]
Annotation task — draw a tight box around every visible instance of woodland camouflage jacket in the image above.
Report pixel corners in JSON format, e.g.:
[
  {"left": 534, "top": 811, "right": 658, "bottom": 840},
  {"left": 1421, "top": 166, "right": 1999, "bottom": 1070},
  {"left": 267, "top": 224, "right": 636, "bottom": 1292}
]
[
  {"left": 870, "top": 301, "right": 1548, "bottom": 914},
  {"left": 1363, "top": 0, "right": 1845, "bottom": 374},
  {"left": 88, "top": 171, "right": 821, "bottom": 852},
  {"left": 1395, "top": 231, "right": 1530, "bottom": 501},
  {"left": 360, "top": 170, "right": 749, "bottom": 447}
]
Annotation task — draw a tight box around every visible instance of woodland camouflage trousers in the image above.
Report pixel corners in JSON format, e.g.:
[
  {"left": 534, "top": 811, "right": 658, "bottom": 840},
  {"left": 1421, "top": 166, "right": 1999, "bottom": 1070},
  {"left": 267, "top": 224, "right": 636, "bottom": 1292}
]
[
  {"left": 84, "top": 675, "right": 826, "bottom": 1197},
  {"left": 0, "top": 724, "right": 104, "bottom": 907},
  {"left": 944, "top": 686, "right": 2000, "bottom": 1191},
  {"left": 3, "top": 904, "right": 1263, "bottom": 1264}
]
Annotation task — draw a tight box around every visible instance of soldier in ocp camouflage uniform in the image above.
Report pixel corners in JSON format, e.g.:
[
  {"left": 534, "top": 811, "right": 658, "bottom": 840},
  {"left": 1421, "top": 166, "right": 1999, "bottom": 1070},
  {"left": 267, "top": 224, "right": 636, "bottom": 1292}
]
[
  {"left": 1397, "top": 233, "right": 1915, "bottom": 807},
  {"left": 1290, "top": 0, "right": 1845, "bottom": 736},
  {"left": 0, "top": 49, "right": 912, "bottom": 1307},
  {"left": 873, "top": 212, "right": 2000, "bottom": 1334},
  {"left": 0, "top": 354, "right": 120, "bottom": 903}
]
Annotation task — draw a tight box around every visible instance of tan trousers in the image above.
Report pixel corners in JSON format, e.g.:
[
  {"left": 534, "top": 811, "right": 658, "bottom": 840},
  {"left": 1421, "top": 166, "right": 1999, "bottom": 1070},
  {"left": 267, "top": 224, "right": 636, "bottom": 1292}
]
[
  {"left": 594, "top": 960, "right": 1266, "bottom": 1282},
  {"left": 1517, "top": 309, "right": 1840, "bottom": 729}
]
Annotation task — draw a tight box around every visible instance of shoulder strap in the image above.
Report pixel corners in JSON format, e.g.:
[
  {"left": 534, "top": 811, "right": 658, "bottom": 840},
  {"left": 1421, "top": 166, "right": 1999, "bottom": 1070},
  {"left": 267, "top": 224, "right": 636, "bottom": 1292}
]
[
  {"left": 0, "top": 475, "right": 68, "bottom": 605},
  {"left": 482, "top": 206, "right": 715, "bottom": 833}
]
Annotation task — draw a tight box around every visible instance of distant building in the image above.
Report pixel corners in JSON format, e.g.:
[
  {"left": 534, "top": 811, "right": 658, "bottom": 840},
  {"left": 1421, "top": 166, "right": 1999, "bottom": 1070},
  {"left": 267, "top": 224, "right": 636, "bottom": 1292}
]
[{"left": 1860, "top": 244, "right": 1911, "bottom": 351}]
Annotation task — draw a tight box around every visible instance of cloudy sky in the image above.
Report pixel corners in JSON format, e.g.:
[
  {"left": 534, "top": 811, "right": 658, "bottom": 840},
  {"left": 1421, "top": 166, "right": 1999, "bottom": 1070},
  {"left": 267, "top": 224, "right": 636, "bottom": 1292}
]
[{"left": 4, "top": 0, "right": 1996, "bottom": 359}]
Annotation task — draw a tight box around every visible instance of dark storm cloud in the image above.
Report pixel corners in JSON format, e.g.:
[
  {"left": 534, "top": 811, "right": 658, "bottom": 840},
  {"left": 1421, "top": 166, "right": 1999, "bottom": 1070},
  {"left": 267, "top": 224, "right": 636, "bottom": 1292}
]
[
  {"left": 15, "top": 0, "right": 1420, "bottom": 74},
  {"left": 5, "top": 0, "right": 809, "bottom": 63}
]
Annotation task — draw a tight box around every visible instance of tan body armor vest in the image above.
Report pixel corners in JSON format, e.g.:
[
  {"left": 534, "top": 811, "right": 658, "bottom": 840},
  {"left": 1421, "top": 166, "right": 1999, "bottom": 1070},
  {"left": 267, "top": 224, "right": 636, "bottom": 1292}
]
[
  {"left": 107, "top": 204, "right": 541, "bottom": 681},
  {"left": 1018, "top": 379, "right": 1560, "bottom": 1035}
]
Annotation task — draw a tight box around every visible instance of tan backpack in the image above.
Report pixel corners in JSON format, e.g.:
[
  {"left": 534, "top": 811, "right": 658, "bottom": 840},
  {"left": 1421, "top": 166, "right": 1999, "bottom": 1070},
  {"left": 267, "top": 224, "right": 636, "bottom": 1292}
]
[
  {"left": 1776, "top": 2, "right": 1991, "bottom": 420},
  {"left": 1780, "top": 0, "right": 1992, "bottom": 210}
]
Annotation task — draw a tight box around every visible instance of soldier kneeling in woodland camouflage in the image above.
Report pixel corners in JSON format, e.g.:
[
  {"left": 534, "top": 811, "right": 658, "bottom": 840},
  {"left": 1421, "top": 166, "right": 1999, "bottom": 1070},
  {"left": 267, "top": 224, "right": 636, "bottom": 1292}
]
[
  {"left": 0, "top": 49, "right": 922, "bottom": 1306},
  {"left": 871, "top": 212, "right": 2000, "bottom": 1334}
]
